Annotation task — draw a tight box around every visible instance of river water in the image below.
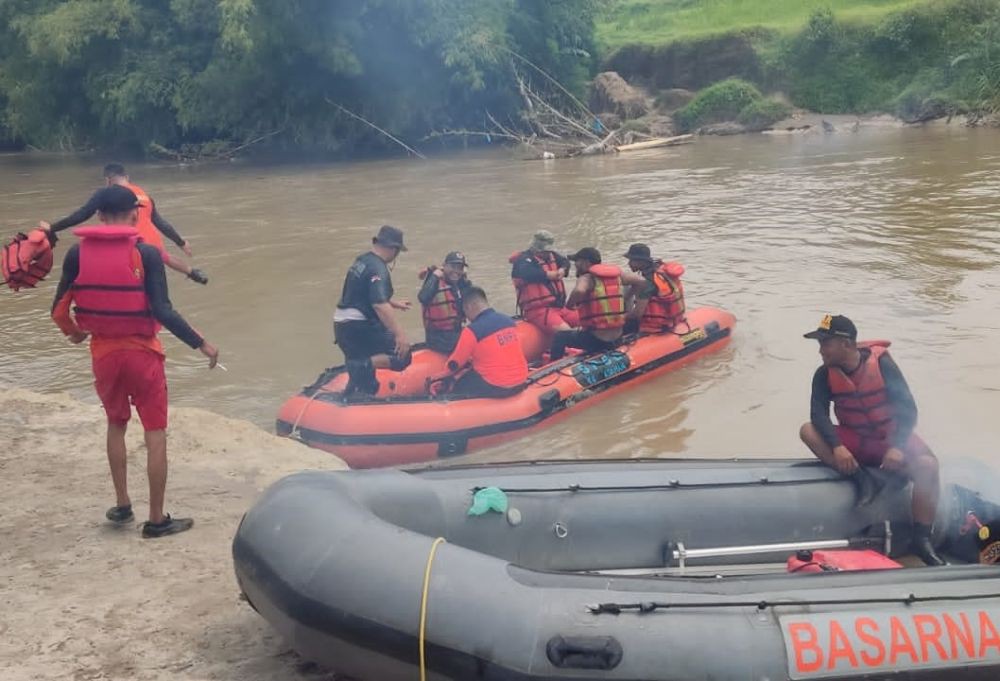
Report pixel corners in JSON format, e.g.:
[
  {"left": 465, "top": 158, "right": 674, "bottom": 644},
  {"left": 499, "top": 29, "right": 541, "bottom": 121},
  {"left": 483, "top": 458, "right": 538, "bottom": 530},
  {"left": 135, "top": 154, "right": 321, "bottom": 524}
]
[{"left": 2, "top": 125, "right": 999, "bottom": 464}]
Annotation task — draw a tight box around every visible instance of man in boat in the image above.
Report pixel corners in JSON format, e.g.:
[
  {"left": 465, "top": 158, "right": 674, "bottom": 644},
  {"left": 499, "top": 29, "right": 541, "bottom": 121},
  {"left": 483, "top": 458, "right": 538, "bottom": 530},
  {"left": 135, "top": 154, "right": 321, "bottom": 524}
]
[
  {"left": 510, "top": 230, "right": 579, "bottom": 333},
  {"left": 418, "top": 251, "right": 472, "bottom": 354},
  {"left": 429, "top": 286, "right": 527, "bottom": 398},
  {"left": 40, "top": 163, "right": 208, "bottom": 285},
  {"left": 51, "top": 185, "right": 220, "bottom": 538},
  {"left": 621, "top": 243, "right": 687, "bottom": 335},
  {"left": 549, "top": 247, "right": 626, "bottom": 360},
  {"left": 334, "top": 225, "right": 413, "bottom": 397},
  {"left": 800, "top": 314, "right": 945, "bottom": 566}
]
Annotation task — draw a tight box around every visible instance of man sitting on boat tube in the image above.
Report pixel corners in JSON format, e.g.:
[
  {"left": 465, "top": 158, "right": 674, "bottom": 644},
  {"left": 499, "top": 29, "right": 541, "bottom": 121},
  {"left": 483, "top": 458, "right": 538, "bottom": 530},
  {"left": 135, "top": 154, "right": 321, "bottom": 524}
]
[
  {"left": 800, "top": 314, "right": 945, "bottom": 566},
  {"left": 428, "top": 287, "right": 527, "bottom": 398},
  {"left": 549, "top": 247, "right": 626, "bottom": 360}
]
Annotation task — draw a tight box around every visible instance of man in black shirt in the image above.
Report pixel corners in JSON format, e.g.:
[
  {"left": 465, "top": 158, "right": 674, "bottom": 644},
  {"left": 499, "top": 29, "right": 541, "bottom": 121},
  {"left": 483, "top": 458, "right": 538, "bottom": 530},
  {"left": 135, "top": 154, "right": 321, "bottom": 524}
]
[
  {"left": 799, "top": 314, "right": 944, "bottom": 566},
  {"left": 334, "top": 225, "right": 412, "bottom": 396}
]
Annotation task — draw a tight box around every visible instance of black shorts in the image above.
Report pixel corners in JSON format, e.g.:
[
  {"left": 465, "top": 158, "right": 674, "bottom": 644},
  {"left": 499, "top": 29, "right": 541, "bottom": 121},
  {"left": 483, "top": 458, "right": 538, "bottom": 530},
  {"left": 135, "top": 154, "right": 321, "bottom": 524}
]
[
  {"left": 451, "top": 370, "right": 523, "bottom": 399},
  {"left": 334, "top": 320, "right": 396, "bottom": 360}
]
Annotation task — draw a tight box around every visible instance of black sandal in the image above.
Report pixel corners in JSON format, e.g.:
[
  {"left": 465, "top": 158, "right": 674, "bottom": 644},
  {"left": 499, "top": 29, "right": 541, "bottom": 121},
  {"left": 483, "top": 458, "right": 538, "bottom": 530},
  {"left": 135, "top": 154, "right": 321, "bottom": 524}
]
[
  {"left": 141, "top": 514, "right": 194, "bottom": 539},
  {"left": 105, "top": 504, "right": 134, "bottom": 523}
]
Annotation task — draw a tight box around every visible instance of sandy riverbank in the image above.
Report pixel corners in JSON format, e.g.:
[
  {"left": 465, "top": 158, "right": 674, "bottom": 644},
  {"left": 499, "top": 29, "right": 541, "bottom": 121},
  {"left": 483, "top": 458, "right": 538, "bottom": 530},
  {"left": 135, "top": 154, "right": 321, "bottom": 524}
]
[{"left": 0, "top": 386, "right": 344, "bottom": 681}]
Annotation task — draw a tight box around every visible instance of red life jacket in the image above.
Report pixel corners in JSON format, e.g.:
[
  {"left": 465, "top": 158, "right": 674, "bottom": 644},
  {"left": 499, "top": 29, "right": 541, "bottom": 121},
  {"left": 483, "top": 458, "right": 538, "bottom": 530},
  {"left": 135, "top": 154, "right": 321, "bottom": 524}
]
[
  {"left": 420, "top": 271, "right": 464, "bottom": 332},
  {"left": 70, "top": 225, "right": 159, "bottom": 338},
  {"left": 509, "top": 250, "right": 566, "bottom": 313},
  {"left": 640, "top": 261, "right": 686, "bottom": 333},
  {"left": 577, "top": 264, "right": 626, "bottom": 331},
  {"left": 121, "top": 181, "right": 163, "bottom": 250},
  {"left": 3, "top": 229, "right": 55, "bottom": 291},
  {"left": 829, "top": 340, "right": 895, "bottom": 444}
]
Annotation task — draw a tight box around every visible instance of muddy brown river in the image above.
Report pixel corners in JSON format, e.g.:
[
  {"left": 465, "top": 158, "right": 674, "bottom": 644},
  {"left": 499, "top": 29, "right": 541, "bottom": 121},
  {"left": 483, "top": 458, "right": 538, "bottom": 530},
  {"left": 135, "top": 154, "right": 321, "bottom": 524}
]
[{"left": 2, "top": 126, "right": 999, "bottom": 464}]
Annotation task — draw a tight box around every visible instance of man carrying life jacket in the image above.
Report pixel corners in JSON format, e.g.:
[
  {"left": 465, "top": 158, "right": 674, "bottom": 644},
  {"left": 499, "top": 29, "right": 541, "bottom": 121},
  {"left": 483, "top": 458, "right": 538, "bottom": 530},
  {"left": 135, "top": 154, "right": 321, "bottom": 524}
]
[
  {"left": 418, "top": 251, "right": 472, "bottom": 354},
  {"left": 2, "top": 228, "right": 57, "bottom": 291},
  {"left": 509, "top": 230, "right": 579, "bottom": 333},
  {"left": 430, "top": 286, "right": 528, "bottom": 398},
  {"left": 549, "top": 247, "right": 626, "bottom": 360},
  {"left": 51, "top": 185, "right": 220, "bottom": 539},
  {"left": 620, "top": 243, "right": 687, "bottom": 335},
  {"left": 40, "top": 163, "right": 208, "bottom": 285},
  {"left": 800, "top": 314, "right": 944, "bottom": 566},
  {"left": 334, "top": 225, "right": 413, "bottom": 397}
]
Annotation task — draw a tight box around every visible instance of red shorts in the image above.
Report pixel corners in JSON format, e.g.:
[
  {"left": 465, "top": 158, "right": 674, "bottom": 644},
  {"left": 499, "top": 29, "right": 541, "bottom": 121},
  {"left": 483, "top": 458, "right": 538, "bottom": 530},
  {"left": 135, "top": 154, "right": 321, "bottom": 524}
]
[
  {"left": 92, "top": 349, "right": 168, "bottom": 430},
  {"left": 836, "top": 426, "right": 930, "bottom": 466},
  {"left": 523, "top": 307, "right": 579, "bottom": 332}
]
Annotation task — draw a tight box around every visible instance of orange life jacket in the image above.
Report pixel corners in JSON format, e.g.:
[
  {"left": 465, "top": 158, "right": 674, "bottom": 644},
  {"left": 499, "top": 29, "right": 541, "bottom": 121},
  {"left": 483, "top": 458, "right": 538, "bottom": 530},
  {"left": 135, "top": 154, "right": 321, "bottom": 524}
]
[
  {"left": 3, "top": 229, "right": 55, "bottom": 291},
  {"left": 121, "top": 182, "right": 163, "bottom": 250},
  {"left": 509, "top": 250, "right": 566, "bottom": 313},
  {"left": 640, "top": 261, "right": 686, "bottom": 333},
  {"left": 420, "top": 271, "right": 464, "bottom": 332},
  {"left": 829, "top": 340, "right": 895, "bottom": 444},
  {"left": 577, "top": 264, "right": 626, "bottom": 331},
  {"left": 70, "top": 225, "right": 159, "bottom": 338}
]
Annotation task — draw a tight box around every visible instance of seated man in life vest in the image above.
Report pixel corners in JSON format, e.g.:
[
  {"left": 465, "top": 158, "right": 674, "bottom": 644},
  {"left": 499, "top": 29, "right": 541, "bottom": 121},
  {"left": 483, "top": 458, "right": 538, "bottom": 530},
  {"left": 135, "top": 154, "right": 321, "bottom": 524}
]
[
  {"left": 41, "top": 163, "right": 207, "bottom": 285},
  {"left": 509, "top": 230, "right": 579, "bottom": 333},
  {"left": 799, "top": 314, "right": 944, "bottom": 566},
  {"left": 418, "top": 251, "right": 472, "bottom": 354},
  {"left": 620, "top": 243, "right": 687, "bottom": 335},
  {"left": 549, "top": 247, "right": 626, "bottom": 361},
  {"left": 429, "top": 286, "right": 528, "bottom": 398}
]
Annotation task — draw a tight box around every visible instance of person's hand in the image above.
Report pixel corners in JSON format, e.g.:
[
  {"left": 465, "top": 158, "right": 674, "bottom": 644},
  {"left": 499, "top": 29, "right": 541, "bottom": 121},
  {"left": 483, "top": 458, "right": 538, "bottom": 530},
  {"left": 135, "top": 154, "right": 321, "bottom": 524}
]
[
  {"left": 38, "top": 220, "right": 51, "bottom": 231},
  {"left": 394, "top": 336, "right": 410, "bottom": 358},
  {"left": 547, "top": 269, "right": 564, "bottom": 281},
  {"left": 392, "top": 299, "right": 412, "bottom": 311},
  {"left": 832, "top": 445, "right": 859, "bottom": 475},
  {"left": 881, "top": 447, "right": 906, "bottom": 472},
  {"left": 200, "top": 341, "right": 219, "bottom": 369},
  {"left": 68, "top": 331, "right": 88, "bottom": 344},
  {"left": 188, "top": 268, "right": 209, "bottom": 285},
  {"left": 427, "top": 375, "right": 452, "bottom": 397},
  {"left": 181, "top": 240, "right": 193, "bottom": 257}
]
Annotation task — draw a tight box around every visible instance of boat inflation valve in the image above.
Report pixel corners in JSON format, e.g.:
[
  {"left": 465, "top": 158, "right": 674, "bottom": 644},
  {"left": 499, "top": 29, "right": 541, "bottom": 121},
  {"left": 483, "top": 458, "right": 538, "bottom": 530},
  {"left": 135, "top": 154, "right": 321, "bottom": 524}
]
[{"left": 554, "top": 522, "right": 569, "bottom": 539}]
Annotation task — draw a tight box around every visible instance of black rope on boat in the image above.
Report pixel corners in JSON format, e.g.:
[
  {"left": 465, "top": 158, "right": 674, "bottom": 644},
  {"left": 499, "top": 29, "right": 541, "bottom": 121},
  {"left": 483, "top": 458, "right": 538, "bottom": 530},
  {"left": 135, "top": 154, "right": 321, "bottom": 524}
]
[
  {"left": 587, "top": 591, "right": 1000, "bottom": 615},
  {"left": 472, "top": 477, "right": 832, "bottom": 494}
]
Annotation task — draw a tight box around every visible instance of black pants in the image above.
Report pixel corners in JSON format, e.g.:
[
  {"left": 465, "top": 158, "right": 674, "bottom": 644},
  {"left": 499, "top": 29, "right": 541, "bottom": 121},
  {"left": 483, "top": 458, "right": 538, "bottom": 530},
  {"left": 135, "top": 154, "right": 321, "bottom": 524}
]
[
  {"left": 334, "top": 320, "right": 395, "bottom": 359},
  {"left": 451, "top": 370, "right": 523, "bottom": 399},
  {"left": 550, "top": 330, "right": 618, "bottom": 361},
  {"left": 425, "top": 328, "right": 461, "bottom": 355}
]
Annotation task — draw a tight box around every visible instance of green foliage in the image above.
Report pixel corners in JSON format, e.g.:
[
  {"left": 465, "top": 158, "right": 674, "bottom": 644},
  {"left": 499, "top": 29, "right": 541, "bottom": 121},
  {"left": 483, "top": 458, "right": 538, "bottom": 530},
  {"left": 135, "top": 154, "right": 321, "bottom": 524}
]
[
  {"left": 0, "top": 0, "right": 600, "bottom": 154},
  {"left": 673, "top": 78, "right": 762, "bottom": 131},
  {"left": 736, "top": 97, "right": 791, "bottom": 130}
]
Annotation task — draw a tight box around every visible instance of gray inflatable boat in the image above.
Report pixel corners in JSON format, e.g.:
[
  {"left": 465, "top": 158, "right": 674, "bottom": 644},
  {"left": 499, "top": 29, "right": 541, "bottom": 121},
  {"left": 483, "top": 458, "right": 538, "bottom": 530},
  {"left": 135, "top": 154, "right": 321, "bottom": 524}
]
[{"left": 233, "top": 458, "right": 1000, "bottom": 680}]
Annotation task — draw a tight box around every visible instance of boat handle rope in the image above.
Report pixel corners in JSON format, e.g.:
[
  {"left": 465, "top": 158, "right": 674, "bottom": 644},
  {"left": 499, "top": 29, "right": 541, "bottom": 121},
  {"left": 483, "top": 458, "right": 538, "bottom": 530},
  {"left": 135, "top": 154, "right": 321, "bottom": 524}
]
[
  {"left": 288, "top": 387, "right": 327, "bottom": 439},
  {"left": 471, "top": 477, "right": 834, "bottom": 495},
  {"left": 420, "top": 537, "right": 447, "bottom": 681},
  {"left": 587, "top": 591, "right": 1000, "bottom": 615}
]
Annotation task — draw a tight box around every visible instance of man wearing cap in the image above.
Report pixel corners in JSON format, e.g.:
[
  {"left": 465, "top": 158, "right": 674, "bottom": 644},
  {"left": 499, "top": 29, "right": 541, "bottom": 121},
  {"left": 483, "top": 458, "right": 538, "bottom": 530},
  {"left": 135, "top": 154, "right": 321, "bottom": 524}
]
[
  {"left": 41, "top": 163, "right": 208, "bottom": 285},
  {"left": 800, "top": 314, "right": 944, "bottom": 566},
  {"left": 622, "top": 243, "right": 687, "bottom": 335},
  {"left": 51, "top": 185, "right": 220, "bottom": 539},
  {"left": 418, "top": 251, "right": 473, "bottom": 354},
  {"left": 550, "top": 247, "right": 626, "bottom": 360},
  {"left": 509, "top": 230, "right": 579, "bottom": 333},
  {"left": 334, "top": 225, "right": 413, "bottom": 396}
]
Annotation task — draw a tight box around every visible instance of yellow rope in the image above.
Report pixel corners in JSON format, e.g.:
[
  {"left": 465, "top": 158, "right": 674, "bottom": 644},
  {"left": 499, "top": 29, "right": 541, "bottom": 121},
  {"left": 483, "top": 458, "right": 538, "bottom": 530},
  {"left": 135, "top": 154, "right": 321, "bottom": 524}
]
[{"left": 419, "top": 537, "right": 446, "bottom": 681}]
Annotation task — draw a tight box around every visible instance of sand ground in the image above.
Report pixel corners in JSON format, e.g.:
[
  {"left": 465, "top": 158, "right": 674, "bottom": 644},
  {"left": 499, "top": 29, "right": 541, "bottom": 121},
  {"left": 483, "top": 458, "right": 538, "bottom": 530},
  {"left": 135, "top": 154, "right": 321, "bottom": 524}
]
[{"left": 0, "top": 386, "right": 346, "bottom": 681}]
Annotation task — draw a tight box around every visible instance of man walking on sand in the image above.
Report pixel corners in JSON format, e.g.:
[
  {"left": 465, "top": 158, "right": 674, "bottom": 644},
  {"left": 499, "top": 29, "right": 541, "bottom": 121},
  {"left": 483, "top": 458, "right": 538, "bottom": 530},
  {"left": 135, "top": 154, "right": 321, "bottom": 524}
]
[{"left": 51, "top": 185, "right": 220, "bottom": 538}]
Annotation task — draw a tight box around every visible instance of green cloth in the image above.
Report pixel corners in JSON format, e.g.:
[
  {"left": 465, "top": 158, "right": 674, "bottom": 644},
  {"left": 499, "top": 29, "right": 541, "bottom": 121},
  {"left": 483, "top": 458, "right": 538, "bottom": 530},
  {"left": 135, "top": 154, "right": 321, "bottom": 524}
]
[{"left": 468, "top": 487, "right": 508, "bottom": 516}]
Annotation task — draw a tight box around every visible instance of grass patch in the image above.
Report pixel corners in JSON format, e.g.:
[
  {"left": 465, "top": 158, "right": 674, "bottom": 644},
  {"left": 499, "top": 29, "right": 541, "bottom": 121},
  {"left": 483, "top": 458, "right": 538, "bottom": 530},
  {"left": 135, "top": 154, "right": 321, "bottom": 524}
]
[
  {"left": 674, "top": 78, "right": 761, "bottom": 131},
  {"left": 737, "top": 98, "right": 792, "bottom": 129}
]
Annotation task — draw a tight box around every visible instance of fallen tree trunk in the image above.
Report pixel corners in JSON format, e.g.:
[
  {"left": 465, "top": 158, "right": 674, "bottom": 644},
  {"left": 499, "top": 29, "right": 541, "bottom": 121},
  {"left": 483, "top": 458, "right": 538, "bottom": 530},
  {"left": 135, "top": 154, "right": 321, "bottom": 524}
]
[{"left": 615, "top": 134, "right": 694, "bottom": 153}]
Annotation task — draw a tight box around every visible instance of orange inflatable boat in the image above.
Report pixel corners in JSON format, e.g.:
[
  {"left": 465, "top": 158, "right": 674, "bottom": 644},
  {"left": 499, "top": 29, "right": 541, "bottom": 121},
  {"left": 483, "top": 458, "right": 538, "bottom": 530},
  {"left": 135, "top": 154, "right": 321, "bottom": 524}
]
[{"left": 277, "top": 306, "right": 735, "bottom": 468}]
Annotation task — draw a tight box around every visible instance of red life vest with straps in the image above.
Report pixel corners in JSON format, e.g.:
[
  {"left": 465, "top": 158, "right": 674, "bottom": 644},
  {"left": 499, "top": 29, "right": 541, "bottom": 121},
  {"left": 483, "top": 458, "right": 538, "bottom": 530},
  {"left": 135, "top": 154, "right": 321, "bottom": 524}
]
[
  {"left": 509, "top": 250, "right": 567, "bottom": 313},
  {"left": 577, "top": 264, "right": 626, "bottom": 331},
  {"left": 640, "top": 261, "right": 686, "bottom": 333},
  {"left": 829, "top": 340, "right": 895, "bottom": 444},
  {"left": 121, "top": 181, "right": 163, "bottom": 250},
  {"left": 70, "top": 225, "right": 159, "bottom": 338},
  {"left": 420, "top": 270, "right": 464, "bottom": 332},
  {"left": 3, "top": 229, "right": 55, "bottom": 291}
]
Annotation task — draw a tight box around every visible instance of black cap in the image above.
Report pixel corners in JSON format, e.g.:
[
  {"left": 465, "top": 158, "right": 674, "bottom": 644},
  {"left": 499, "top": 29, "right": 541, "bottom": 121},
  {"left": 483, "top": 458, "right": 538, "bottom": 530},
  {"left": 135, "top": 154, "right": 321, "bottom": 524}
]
[
  {"left": 624, "top": 243, "right": 652, "bottom": 260},
  {"left": 804, "top": 314, "right": 857, "bottom": 341},
  {"left": 93, "top": 185, "right": 139, "bottom": 214},
  {"left": 444, "top": 251, "right": 468, "bottom": 266},
  {"left": 373, "top": 224, "right": 407, "bottom": 251},
  {"left": 568, "top": 247, "right": 602, "bottom": 264}
]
